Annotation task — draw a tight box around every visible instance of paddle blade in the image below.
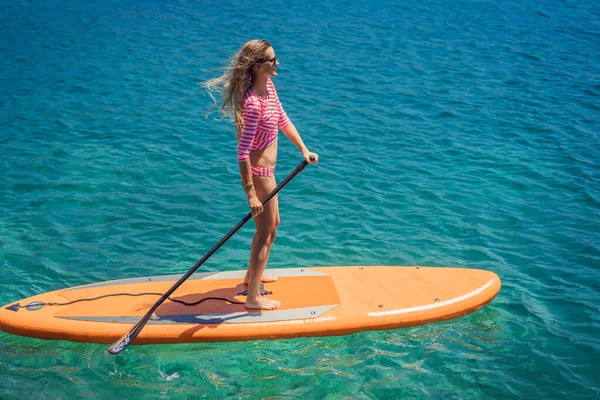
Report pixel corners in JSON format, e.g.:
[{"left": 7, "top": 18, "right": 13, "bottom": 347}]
[
  {"left": 106, "top": 313, "right": 150, "bottom": 354},
  {"left": 107, "top": 332, "right": 132, "bottom": 355}
]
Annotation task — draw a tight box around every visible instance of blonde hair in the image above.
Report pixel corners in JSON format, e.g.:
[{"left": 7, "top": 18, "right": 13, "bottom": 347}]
[{"left": 204, "top": 39, "right": 272, "bottom": 140}]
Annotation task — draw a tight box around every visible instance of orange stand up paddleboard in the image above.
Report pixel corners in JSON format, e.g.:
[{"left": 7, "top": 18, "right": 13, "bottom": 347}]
[{"left": 0, "top": 266, "right": 501, "bottom": 345}]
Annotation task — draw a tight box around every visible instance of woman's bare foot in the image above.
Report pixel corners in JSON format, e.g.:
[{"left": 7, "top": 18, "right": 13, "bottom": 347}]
[
  {"left": 245, "top": 296, "right": 281, "bottom": 310},
  {"left": 243, "top": 274, "right": 278, "bottom": 285}
]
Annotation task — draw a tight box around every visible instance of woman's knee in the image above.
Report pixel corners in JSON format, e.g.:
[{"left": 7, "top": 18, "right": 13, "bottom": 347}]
[
  {"left": 254, "top": 229, "right": 276, "bottom": 247},
  {"left": 265, "top": 213, "right": 279, "bottom": 237},
  {"left": 268, "top": 229, "right": 277, "bottom": 245}
]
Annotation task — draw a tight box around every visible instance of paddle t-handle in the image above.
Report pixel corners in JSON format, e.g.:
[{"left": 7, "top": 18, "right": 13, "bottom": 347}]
[{"left": 107, "top": 158, "right": 314, "bottom": 355}]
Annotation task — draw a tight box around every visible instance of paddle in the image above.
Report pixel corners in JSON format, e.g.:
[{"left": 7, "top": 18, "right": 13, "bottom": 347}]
[{"left": 107, "top": 157, "right": 314, "bottom": 355}]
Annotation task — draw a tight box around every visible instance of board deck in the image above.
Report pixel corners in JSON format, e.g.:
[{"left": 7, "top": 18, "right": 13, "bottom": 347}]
[{"left": 0, "top": 266, "right": 501, "bottom": 344}]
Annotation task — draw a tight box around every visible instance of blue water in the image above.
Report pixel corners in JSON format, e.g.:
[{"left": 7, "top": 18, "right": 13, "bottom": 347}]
[{"left": 1, "top": 0, "right": 599, "bottom": 398}]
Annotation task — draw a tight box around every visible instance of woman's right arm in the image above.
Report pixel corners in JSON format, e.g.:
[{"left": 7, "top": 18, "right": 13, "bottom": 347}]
[
  {"left": 238, "top": 105, "right": 263, "bottom": 216},
  {"left": 239, "top": 160, "right": 263, "bottom": 216}
]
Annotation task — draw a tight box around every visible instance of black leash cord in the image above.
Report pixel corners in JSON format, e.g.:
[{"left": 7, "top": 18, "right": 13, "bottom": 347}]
[{"left": 41, "top": 292, "right": 245, "bottom": 307}]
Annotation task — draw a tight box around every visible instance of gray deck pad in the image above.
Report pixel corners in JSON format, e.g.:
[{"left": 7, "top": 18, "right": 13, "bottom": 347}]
[{"left": 57, "top": 304, "right": 338, "bottom": 324}]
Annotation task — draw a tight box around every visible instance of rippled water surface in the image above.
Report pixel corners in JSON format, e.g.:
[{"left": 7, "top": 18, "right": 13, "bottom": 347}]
[{"left": 1, "top": 0, "right": 599, "bottom": 398}]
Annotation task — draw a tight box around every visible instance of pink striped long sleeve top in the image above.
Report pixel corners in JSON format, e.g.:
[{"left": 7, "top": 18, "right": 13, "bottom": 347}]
[{"left": 237, "top": 79, "right": 291, "bottom": 162}]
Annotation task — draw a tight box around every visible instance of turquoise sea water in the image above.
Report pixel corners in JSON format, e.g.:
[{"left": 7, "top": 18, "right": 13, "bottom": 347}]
[{"left": 1, "top": 0, "right": 599, "bottom": 398}]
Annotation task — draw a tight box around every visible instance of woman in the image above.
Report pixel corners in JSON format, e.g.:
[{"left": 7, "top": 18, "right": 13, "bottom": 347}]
[{"left": 205, "top": 40, "right": 318, "bottom": 310}]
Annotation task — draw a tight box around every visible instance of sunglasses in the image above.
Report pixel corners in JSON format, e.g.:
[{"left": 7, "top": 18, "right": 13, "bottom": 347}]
[{"left": 256, "top": 57, "right": 277, "bottom": 64}]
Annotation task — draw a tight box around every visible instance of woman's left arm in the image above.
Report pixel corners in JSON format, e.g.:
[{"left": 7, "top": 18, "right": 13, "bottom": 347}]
[{"left": 281, "top": 123, "right": 319, "bottom": 164}]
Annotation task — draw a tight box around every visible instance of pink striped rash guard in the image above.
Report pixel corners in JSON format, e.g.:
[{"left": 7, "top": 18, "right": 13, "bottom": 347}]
[{"left": 237, "top": 79, "right": 291, "bottom": 162}]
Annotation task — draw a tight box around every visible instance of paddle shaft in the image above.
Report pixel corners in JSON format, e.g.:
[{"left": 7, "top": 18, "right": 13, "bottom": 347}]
[{"left": 107, "top": 158, "right": 312, "bottom": 355}]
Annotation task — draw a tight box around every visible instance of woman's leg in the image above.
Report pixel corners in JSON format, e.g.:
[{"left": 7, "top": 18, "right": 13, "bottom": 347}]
[{"left": 244, "top": 175, "right": 281, "bottom": 310}]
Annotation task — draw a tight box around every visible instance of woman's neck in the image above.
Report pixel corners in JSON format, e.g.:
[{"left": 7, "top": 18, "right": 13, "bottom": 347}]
[{"left": 251, "top": 75, "right": 268, "bottom": 97}]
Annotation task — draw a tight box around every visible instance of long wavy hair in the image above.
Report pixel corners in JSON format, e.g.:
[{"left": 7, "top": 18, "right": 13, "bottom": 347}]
[{"left": 204, "top": 39, "right": 272, "bottom": 140}]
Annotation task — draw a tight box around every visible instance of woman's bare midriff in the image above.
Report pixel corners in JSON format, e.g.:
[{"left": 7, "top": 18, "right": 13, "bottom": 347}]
[{"left": 249, "top": 139, "right": 277, "bottom": 168}]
